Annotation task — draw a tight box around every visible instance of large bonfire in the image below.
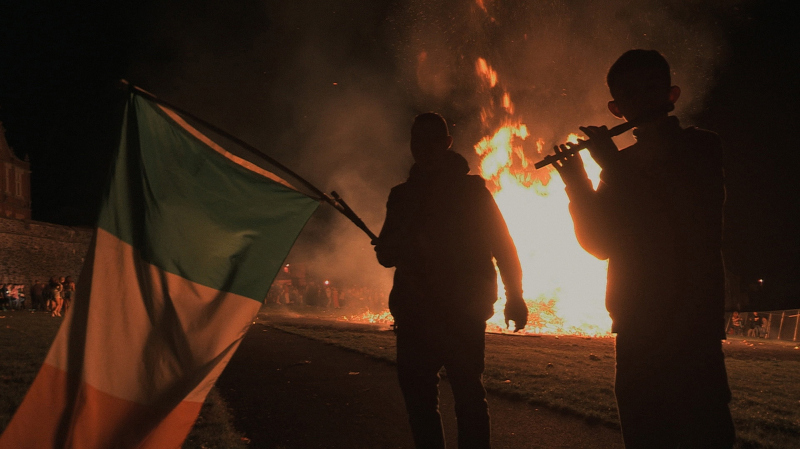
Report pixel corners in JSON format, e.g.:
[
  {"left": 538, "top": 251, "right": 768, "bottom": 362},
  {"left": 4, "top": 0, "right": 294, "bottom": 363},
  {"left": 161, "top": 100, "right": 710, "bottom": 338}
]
[
  {"left": 347, "top": 57, "right": 613, "bottom": 336},
  {"left": 473, "top": 58, "right": 611, "bottom": 336}
]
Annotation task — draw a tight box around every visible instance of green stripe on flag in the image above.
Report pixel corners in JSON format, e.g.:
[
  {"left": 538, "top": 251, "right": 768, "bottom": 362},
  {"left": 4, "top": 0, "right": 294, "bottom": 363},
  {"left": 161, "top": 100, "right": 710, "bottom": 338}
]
[{"left": 98, "top": 94, "right": 319, "bottom": 301}]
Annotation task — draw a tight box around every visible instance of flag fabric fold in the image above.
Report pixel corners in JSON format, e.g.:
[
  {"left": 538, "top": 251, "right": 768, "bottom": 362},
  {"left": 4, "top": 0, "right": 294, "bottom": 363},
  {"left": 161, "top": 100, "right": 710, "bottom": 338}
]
[{"left": 0, "top": 93, "right": 319, "bottom": 448}]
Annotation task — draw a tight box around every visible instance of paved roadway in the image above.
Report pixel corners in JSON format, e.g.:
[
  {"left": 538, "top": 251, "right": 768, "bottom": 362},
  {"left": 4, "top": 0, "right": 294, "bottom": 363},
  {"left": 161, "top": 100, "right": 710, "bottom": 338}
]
[{"left": 216, "top": 323, "right": 624, "bottom": 449}]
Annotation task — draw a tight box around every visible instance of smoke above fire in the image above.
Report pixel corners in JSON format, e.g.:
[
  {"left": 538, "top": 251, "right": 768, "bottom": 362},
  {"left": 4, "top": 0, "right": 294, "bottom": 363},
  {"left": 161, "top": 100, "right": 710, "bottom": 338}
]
[{"left": 126, "top": 0, "right": 736, "bottom": 304}]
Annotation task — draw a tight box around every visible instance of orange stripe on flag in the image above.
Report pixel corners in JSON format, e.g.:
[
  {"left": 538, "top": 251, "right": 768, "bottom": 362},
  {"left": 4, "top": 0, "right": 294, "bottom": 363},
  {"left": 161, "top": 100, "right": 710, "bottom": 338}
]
[
  {"left": 0, "top": 363, "right": 202, "bottom": 449},
  {"left": 0, "top": 229, "right": 260, "bottom": 448}
]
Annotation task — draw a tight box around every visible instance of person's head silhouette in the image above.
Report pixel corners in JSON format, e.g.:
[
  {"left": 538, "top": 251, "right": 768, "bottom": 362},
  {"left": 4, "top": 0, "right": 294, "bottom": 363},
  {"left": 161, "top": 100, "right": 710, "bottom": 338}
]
[
  {"left": 606, "top": 49, "right": 680, "bottom": 121},
  {"left": 410, "top": 112, "right": 453, "bottom": 167}
]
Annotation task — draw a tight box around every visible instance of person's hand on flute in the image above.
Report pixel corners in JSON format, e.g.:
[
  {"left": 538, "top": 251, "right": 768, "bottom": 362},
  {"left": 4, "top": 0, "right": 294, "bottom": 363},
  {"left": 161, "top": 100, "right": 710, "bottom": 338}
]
[
  {"left": 579, "top": 125, "right": 619, "bottom": 169},
  {"left": 552, "top": 143, "right": 591, "bottom": 189}
]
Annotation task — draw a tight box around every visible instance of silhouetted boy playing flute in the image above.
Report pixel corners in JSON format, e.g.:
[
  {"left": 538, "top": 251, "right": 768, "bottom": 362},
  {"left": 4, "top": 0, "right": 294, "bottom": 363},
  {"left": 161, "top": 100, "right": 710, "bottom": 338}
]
[{"left": 552, "top": 50, "right": 735, "bottom": 448}]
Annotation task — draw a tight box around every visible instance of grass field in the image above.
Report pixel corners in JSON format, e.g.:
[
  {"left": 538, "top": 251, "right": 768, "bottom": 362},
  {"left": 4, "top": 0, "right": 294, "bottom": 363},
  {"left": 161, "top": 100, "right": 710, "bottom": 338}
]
[
  {"left": 261, "top": 312, "right": 800, "bottom": 449},
  {"left": 0, "top": 310, "right": 247, "bottom": 449},
  {"left": 2, "top": 308, "right": 798, "bottom": 449}
]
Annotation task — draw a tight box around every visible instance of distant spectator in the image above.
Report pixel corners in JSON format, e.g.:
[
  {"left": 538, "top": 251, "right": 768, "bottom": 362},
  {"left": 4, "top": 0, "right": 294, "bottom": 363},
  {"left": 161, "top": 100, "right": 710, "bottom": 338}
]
[
  {"left": 758, "top": 317, "right": 769, "bottom": 338},
  {"left": 15, "top": 284, "right": 25, "bottom": 310},
  {"left": 746, "top": 312, "right": 761, "bottom": 337},
  {"left": 6, "top": 284, "right": 19, "bottom": 309},
  {"left": 46, "top": 276, "right": 64, "bottom": 317},
  {"left": 62, "top": 276, "right": 76, "bottom": 313},
  {"left": 0, "top": 284, "right": 9, "bottom": 311},
  {"left": 31, "top": 280, "right": 44, "bottom": 311},
  {"left": 323, "top": 284, "right": 332, "bottom": 308},
  {"left": 731, "top": 311, "right": 743, "bottom": 336}
]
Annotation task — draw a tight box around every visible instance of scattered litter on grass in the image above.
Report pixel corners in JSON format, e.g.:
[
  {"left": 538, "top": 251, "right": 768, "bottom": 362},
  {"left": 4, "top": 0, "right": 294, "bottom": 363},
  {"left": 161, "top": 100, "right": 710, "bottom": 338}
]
[
  {"left": 348, "top": 372, "right": 360, "bottom": 375},
  {"left": 503, "top": 379, "right": 511, "bottom": 383},
  {"left": 546, "top": 363, "right": 554, "bottom": 369},
  {"left": 589, "top": 354, "right": 600, "bottom": 361}
]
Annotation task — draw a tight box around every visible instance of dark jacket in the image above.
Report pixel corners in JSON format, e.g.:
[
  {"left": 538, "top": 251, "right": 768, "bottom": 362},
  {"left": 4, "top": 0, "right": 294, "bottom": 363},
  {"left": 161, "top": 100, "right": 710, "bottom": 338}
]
[
  {"left": 565, "top": 116, "right": 726, "bottom": 340},
  {"left": 375, "top": 150, "right": 523, "bottom": 326}
]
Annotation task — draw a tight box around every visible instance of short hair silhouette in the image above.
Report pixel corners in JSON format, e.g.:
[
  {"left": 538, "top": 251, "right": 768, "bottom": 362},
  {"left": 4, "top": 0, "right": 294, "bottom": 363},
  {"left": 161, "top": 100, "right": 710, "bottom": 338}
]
[
  {"left": 607, "top": 49, "right": 671, "bottom": 100},
  {"left": 411, "top": 112, "right": 449, "bottom": 141}
]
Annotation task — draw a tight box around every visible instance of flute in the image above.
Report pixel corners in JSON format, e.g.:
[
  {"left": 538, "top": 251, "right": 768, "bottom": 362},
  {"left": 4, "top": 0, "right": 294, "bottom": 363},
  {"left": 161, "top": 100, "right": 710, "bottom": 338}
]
[{"left": 534, "top": 105, "right": 674, "bottom": 170}]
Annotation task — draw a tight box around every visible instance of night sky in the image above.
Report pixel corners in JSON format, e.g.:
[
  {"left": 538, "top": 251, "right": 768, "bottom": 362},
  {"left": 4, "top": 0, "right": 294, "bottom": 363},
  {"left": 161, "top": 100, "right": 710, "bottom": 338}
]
[{"left": 1, "top": 0, "right": 798, "bottom": 307}]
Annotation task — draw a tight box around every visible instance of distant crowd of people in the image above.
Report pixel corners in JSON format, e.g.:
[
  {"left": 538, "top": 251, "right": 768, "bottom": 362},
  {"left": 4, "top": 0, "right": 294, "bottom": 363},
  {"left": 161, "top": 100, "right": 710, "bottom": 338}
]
[
  {"left": 0, "top": 276, "right": 75, "bottom": 317},
  {"left": 730, "top": 311, "right": 770, "bottom": 338},
  {"left": 266, "top": 282, "right": 388, "bottom": 312}
]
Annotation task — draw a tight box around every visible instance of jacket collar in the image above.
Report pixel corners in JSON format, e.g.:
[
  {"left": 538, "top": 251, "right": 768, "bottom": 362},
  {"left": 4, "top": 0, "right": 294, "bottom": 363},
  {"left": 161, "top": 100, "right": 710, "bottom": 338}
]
[{"left": 408, "top": 150, "right": 470, "bottom": 182}]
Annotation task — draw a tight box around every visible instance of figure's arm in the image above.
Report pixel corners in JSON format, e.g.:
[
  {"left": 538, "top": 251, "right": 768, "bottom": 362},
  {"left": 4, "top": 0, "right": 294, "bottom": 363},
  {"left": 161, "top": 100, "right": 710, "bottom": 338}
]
[
  {"left": 481, "top": 188, "right": 527, "bottom": 330},
  {"left": 552, "top": 145, "right": 613, "bottom": 260},
  {"left": 374, "top": 189, "right": 407, "bottom": 268}
]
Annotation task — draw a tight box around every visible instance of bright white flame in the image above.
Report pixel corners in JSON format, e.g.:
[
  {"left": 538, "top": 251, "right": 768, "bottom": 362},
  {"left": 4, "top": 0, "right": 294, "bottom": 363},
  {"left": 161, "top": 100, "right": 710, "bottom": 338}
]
[{"left": 485, "top": 157, "right": 611, "bottom": 335}]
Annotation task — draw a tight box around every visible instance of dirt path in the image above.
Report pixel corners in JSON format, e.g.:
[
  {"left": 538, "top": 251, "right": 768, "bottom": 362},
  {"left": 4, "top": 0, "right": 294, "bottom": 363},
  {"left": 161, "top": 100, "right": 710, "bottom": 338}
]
[{"left": 216, "top": 323, "right": 623, "bottom": 449}]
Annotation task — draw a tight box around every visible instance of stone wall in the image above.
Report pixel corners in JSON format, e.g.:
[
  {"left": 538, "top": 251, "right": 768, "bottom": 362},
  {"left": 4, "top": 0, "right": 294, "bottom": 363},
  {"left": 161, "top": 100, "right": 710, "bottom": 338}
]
[{"left": 0, "top": 217, "right": 93, "bottom": 285}]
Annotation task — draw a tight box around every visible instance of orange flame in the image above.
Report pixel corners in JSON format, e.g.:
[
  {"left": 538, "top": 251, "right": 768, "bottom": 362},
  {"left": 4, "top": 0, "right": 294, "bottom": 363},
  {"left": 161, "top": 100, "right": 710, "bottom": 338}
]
[
  {"left": 476, "top": 58, "right": 498, "bottom": 88},
  {"left": 502, "top": 92, "right": 514, "bottom": 114},
  {"left": 473, "top": 60, "right": 611, "bottom": 336}
]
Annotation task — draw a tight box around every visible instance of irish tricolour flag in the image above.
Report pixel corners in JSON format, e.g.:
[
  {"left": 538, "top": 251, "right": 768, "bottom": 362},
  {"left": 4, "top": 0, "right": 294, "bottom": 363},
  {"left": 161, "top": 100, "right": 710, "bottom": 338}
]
[{"left": 0, "top": 93, "right": 319, "bottom": 448}]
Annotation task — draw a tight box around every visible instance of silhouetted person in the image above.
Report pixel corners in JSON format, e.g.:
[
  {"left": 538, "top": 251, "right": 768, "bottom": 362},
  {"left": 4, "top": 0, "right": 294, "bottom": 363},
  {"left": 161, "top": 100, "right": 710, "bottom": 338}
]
[
  {"left": 552, "top": 50, "right": 735, "bottom": 448},
  {"left": 375, "top": 112, "right": 527, "bottom": 449},
  {"left": 746, "top": 311, "right": 761, "bottom": 337},
  {"left": 30, "top": 280, "right": 44, "bottom": 311},
  {"left": 731, "top": 311, "right": 743, "bottom": 336}
]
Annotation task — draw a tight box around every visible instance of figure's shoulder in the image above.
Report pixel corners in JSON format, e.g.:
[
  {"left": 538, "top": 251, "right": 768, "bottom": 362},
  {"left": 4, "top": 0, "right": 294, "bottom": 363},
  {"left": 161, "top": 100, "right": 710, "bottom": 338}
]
[
  {"left": 465, "top": 174, "right": 488, "bottom": 187},
  {"left": 389, "top": 182, "right": 409, "bottom": 194},
  {"left": 387, "top": 181, "right": 413, "bottom": 204},
  {"left": 683, "top": 126, "right": 722, "bottom": 147},
  {"left": 682, "top": 126, "right": 723, "bottom": 161},
  {"left": 463, "top": 174, "right": 493, "bottom": 195}
]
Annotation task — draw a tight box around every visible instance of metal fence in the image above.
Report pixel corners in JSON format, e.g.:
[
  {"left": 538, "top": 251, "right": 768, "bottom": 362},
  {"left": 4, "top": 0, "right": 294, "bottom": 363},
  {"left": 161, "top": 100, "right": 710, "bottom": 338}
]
[{"left": 725, "top": 310, "right": 800, "bottom": 341}]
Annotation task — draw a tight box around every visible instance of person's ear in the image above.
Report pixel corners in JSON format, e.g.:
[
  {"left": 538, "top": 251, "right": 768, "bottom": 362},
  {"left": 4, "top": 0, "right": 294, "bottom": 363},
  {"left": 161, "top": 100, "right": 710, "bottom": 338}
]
[
  {"left": 445, "top": 135, "right": 453, "bottom": 149},
  {"left": 669, "top": 85, "right": 681, "bottom": 104},
  {"left": 607, "top": 100, "right": 623, "bottom": 118}
]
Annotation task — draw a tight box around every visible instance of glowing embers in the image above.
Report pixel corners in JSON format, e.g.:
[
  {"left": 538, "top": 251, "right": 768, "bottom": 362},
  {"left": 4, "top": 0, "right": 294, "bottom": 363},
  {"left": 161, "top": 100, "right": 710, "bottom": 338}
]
[{"left": 342, "top": 310, "right": 393, "bottom": 325}]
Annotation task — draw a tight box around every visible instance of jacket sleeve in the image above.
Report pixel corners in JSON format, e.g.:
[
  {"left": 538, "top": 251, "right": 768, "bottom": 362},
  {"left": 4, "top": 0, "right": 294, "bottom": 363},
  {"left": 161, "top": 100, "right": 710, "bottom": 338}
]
[
  {"left": 565, "top": 176, "right": 612, "bottom": 260},
  {"left": 374, "top": 188, "right": 407, "bottom": 268},
  {"left": 482, "top": 187, "right": 524, "bottom": 301}
]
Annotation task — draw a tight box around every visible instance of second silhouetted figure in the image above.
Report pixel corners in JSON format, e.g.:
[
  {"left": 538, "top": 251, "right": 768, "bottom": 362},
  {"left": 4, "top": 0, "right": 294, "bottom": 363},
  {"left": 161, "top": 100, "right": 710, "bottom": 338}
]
[{"left": 375, "top": 112, "right": 527, "bottom": 449}]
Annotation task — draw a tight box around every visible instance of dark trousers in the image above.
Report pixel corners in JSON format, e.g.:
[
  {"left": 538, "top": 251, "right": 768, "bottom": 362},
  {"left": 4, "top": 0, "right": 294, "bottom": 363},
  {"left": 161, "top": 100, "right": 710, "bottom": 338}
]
[
  {"left": 614, "top": 335, "right": 736, "bottom": 449},
  {"left": 395, "top": 319, "right": 490, "bottom": 449}
]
